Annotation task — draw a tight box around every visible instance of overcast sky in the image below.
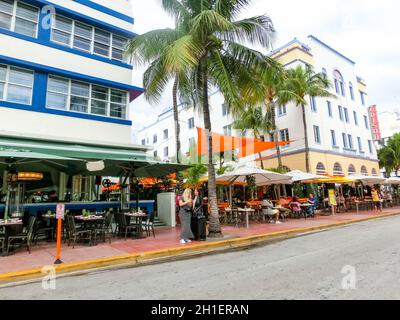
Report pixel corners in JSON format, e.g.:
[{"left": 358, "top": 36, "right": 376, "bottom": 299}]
[{"left": 129, "top": 0, "right": 400, "bottom": 131}]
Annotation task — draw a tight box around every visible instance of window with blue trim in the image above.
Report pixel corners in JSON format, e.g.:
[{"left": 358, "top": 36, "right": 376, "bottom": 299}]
[
  {"left": 347, "top": 134, "right": 353, "bottom": 149},
  {"left": 46, "top": 75, "right": 128, "bottom": 119},
  {"left": 344, "top": 107, "right": 349, "bottom": 123},
  {"left": 310, "top": 96, "right": 317, "bottom": 112},
  {"left": 277, "top": 105, "right": 286, "bottom": 116},
  {"left": 327, "top": 101, "right": 332, "bottom": 117},
  {"left": 353, "top": 111, "right": 358, "bottom": 126},
  {"left": 0, "top": 0, "right": 39, "bottom": 38},
  {"left": 357, "top": 137, "right": 363, "bottom": 153},
  {"left": 364, "top": 115, "right": 369, "bottom": 129},
  {"left": 349, "top": 82, "right": 354, "bottom": 100},
  {"left": 0, "top": 63, "right": 34, "bottom": 105},
  {"left": 313, "top": 125, "right": 321, "bottom": 144},
  {"left": 330, "top": 130, "right": 337, "bottom": 147},
  {"left": 338, "top": 105, "right": 344, "bottom": 121},
  {"left": 50, "top": 14, "right": 129, "bottom": 63}
]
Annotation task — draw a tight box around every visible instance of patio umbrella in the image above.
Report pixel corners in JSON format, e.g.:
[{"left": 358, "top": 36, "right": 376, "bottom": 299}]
[
  {"left": 346, "top": 174, "right": 386, "bottom": 185},
  {"left": 286, "top": 170, "right": 330, "bottom": 183},
  {"left": 384, "top": 177, "right": 400, "bottom": 185}
]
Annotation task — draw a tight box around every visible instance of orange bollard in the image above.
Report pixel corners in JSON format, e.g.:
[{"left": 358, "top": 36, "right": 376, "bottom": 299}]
[{"left": 54, "top": 218, "right": 63, "bottom": 265}]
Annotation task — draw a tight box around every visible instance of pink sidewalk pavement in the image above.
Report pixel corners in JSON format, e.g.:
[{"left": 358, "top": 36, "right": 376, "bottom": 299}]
[{"left": 1, "top": 207, "right": 399, "bottom": 275}]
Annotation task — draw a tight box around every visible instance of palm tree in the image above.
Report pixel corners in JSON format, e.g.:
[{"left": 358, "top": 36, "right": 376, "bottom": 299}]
[
  {"left": 378, "top": 133, "right": 400, "bottom": 176},
  {"left": 183, "top": 163, "right": 208, "bottom": 189},
  {"left": 128, "top": 0, "right": 276, "bottom": 238},
  {"left": 233, "top": 105, "right": 272, "bottom": 169},
  {"left": 285, "top": 66, "right": 333, "bottom": 172}
]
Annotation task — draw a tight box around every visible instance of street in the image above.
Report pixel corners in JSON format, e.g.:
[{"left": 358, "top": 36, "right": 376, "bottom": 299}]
[{"left": 1, "top": 215, "right": 400, "bottom": 300}]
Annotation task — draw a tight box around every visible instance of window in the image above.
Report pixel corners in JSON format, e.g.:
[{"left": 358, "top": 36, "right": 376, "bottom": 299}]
[
  {"left": 348, "top": 164, "right": 356, "bottom": 175},
  {"left": 349, "top": 82, "right": 354, "bottom": 100},
  {"left": 46, "top": 75, "right": 128, "bottom": 118},
  {"left": 0, "top": 64, "right": 34, "bottom": 104},
  {"left": 280, "top": 129, "right": 289, "bottom": 142},
  {"left": 153, "top": 151, "right": 157, "bottom": 158},
  {"left": 327, "top": 101, "right": 332, "bottom": 117},
  {"left": 188, "top": 117, "right": 195, "bottom": 129},
  {"left": 333, "top": 70, "right": 345, "bottom": 97},
  {"left": 153, "top": 134, "right": 157, "bottom": 144},
  {"left": 310, "top": 96, "right": 317, "bottom": 112},
  {"left": 342, "top": 133, "right": 348, "bottom": 148},
  {"left": 141, "top": 139, "right": 145, "bottom": 146},
  {"left": 330, "top": 130, "right": 337, "bottom": 147},
  {"left": 316, "top": 162, "right": 326, "bottom": 175},
  {"left": 338, "top": 105, "right": 344, "bottom": 121},
  {"left": 361, "top": 166, "right": 368, "bottom": 176},
  {"left": 222, "top": 103, "right": 229, "bottom": 116},
  {"left": 344, "top": 107, "right": 349, "bottom": 123},
  {"left": 277, "top": 105, "right": 286, "bottom": 116},
  {"left": 50, "top": 14, "right": 128, "bottom": 62},
  {"left": 223, "top": 125, "right": 232, "bottom": 136},
  {"left": 0, "top": 0, "right": 39, "bottom": 37},
  {"left": 357, "top": 137, "right": 363, "bottom": 152},
  {"left": 347, "top": 134, "right": 354, "bottom": 149},
  {"left": 364, "top": 115, "right": 369, "bottom": 129},
  {"left": 353, "top": 111, "right": 358, "bottom": 126},
  {"left": 333, "top": 162, "right": 344, "bottom": 176},
  {"left": 368, "top": 140, "right": 373, "bottom": 154},
  {"left": 313, "top": 125, "right": 321, "bottom": 144},
  {"left": 164, "top": 147, "right": 169, "bottom": 158},
  {"left": 163, "top": 129, "right": 168, "bottom": 140},
  {"left": 372, "top": 168, "right": 378, "bottom": 176},
  {"left": 360, "top": 91, "right": 366, "bottom": 105}
]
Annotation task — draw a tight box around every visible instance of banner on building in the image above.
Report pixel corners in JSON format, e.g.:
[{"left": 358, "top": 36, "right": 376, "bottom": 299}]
[{"left": 368, "top": 105, "right": 381, "bottom": 141}]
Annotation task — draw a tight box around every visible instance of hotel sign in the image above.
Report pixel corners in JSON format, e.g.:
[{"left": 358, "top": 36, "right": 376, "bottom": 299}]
[{"left": 368, "top": 105, "right": 381, "bottom": 141}]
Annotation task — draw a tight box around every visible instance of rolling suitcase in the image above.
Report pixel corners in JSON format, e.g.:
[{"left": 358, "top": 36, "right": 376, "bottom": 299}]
[{"left": 191, "top": 216, "right": 207, "bottom": 241}]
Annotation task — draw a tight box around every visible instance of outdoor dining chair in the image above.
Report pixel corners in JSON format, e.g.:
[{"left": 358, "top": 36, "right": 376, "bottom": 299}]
[
  {"left": 0, "top": 236, "right": 5, "bottom": 253},
  {"left": 65, "top": 215, "right": 92, "bottom": 248},
  {"left": 93, "top": 212, "right": 114, "bottom": 244},
  {"left": 34, "top": 215, "right": 55, "bottom": 244},
  {"left": 115, "top": 213, "right": 138, "bottom": 240},
  {"left": 142, "top": 213, "right": 155, "bottom": 238},
  {"left": 6, "top": 216, "right": 36, "bottom": 254}
]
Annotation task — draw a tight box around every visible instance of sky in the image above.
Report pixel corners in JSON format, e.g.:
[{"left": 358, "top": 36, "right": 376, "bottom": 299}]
[{"left": 129, "top": 0, "right": 400, "bottom": 131}]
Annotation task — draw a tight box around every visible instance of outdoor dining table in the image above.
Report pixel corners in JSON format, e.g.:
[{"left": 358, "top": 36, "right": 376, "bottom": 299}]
[
  {"left": 124, "top": 212, "right": 148, "bottom": 239},
  {"left": 300, "top": 203, "right": 314, "bottom": 218},
  {"left": 238, "top": 208, "right": 255, "bottom": 229},
  {"left": 74, "top": 215, "right": 104, "bottom": 245},
  {"left": 0, "top": 219, "right": 23, "bottom": 256}
]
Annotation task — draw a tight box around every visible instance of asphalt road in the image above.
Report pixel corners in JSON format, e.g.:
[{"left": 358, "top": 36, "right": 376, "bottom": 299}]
[{"left": 1, "top": 215, "right": 400, "bottom": 300}]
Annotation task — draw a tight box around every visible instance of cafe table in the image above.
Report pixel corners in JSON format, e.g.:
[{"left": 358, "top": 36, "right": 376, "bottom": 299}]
[
  {"left": 0, "top": 219, "right": 23, "bottom": 256},
  {"left": 238, "top": 208, "right": 255, "bottom": 228},
  {"left": 124, "top": 212, "right": 148, "bottom": 239},
  {"left": 300, "top": 203, "right": 314, "bottom": 219}
]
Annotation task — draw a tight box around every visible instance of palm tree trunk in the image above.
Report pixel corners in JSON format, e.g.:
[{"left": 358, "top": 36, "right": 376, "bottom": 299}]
[
  {"left": 172, "top": 76, "right": 181, "bottom": 164},
  {"left": 202, "top": 61, "right": 222, "bottom": 238},
  {"left": 301, "top": 104, "right": 310, "bottom": 172},
  {"left": 271, "top": 105, "right": 283, "bottom": 170},
  {"left": 258, "top": 152, "right": 264, "bottom": 169}
]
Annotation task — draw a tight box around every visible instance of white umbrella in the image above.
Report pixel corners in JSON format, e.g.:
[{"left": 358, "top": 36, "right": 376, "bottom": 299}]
[
  {"left": 347, "top": 174, "right": 386, "bottom": 185},
  {"left": 217, "top": 165, "right": 292, "bottom": 186},
  {"left": 286, "top": 170, "right": 329, "bottom": 182},
  {"left": 384, "top": 177, "right": 400, "bottom": 185}
]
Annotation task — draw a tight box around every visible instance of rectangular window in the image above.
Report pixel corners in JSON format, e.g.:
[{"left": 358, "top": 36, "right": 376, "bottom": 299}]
[
  {"left": 364, "top": 115, "right": 369, "bottom": 129},
  {"left": 353, "top": 111, "right": 358, "bottom": 126},
  {"left": 340, "top": 82, "right": 345, "bottom": 97},
  {"left": 342, "top": 133, "right": 348, "bottom": 148},
  {"left": 348, "top": 134, "right": 353, "bottom": 149},
  {"left": 360, "top": 91, "right": 366, "bottom": 105},
  {"left": 310, "top": 96, "right": 317, "bottom": 112},
  {"left": 331, "top": 130, "right": 337, "bottom": 147},
  {"left": 222, "top": 103, "right": 229, "bottom": 116},
  {"left": 0, "top": 0, "right": 39, "bottom": 37},
  {"left": 153, "top": 150, "right": 157, "bottom": 158},
  {"left": 153, "top": 134, "right": 157, "bottom": 144},
  {"left": 163, "top": 129, "right": 168, "bottom": 140},
  {"left": 223, "top": 125, "right": 232, "bottom": 136},
  {"left": 313, "top": 126, "right": 321, "bottom": 144},
  {"left": 338, "top": 105, "right": 344, "bottom": 121},
  {"left": 50, "top": 14, "right": 128, "bottom": 63},
  {"left": 357, "top": 137, "right": 363, "bottom": 152},
  {"left": 141, "top": 139, "right": 145, "bottom": 146},
  {"left": 344, "top": 107, "right": 349, "bottom": 123},
  {"left": 334, "top": 79, "right": 339, "bottom": 95},
  {"left": 327, "top": 101, "right": 332, "bottom": 117},
  {"left": 277, "top": 105, "right": 286, "bottom": 116},
  {"left": 368, "top": 140, "right": 373, "bottom": 154},
  {"left": 279, "top": 129, "right": 289, "bottom": 142},
  {"left": 350, "top": 85, "right": 354, "bottom": 100},
  {"left": 46, "top": 75, "right": 128, "bottom": 119},
  {"left": 0, "top": 64, "right": 34, "bottom": 104},
  {"left": 188, "top": 117, "right": 195, "bottom": 129},
  {"left": 164, "top": 147, "right": 169, "bottom": 158}
]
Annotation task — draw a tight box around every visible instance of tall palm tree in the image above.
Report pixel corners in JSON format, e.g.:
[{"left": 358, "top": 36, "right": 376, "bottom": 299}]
[
  {"left": 379, "top": 133, "right": 400, "bottom": 176},
  {"left": 233, "top": 105, "right": 272, "bottom": 169},
  {"left": 285, "top": 66, "right": 333, "bottom": 172}
]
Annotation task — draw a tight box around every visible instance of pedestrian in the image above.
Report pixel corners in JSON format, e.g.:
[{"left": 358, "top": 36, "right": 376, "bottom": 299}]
[
  {"left": 179, "top": 188, "right": 195, "bottom": 244},
  {"left": 372, "top": 187, "right": 382, "bottom": 213},
  {"left": 193, "top": 189, "right": 204, "bottom": 217}
]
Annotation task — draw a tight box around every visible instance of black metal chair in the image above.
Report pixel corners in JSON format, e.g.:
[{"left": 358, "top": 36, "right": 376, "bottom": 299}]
[
  {"left": 142, "top": 213, "right": 155, "bottom": 238},
  {"left": 6, "top": 216, "right": 36, "bottom": 254},
  {"left": 94, "top": 212, "right": 114, "bottom": 244},
  {"left": 0, "top": 236, "right": 5, "bottom": 253},
  {"left": 65, "top": 215, "right": 92, "bottom": 248},
  {"left": 115, "top": 213, "right": 137, "bottom": 240},
  {"left": 34, "top": 216, "right": 56, "bottom": 244}
]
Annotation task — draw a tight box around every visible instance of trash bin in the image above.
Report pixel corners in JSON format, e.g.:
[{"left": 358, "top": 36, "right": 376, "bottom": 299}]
[{"left": 191, "top": 215, "right": 207, "bottom": 241}]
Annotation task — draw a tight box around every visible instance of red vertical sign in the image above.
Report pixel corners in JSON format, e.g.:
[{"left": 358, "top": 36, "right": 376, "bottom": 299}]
[{"left": 368, "top": 105, "right": 381, "bottom": 141}]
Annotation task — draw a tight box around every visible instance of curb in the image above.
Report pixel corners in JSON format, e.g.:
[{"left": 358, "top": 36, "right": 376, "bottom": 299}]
[{"left": 1, "top": 212, "right": 399, "bottom": 284}]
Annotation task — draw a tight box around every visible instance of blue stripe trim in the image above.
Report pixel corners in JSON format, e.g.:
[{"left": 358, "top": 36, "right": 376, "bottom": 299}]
[
  {"left": 73, "top": 0, "right": 134, "bottom": 24},
  {"left": 22, "top": 0, "right": 137, "bottom": 38},
  {"left": 0, "top": 54, "right": 143, "bottom": 93},
  {"left": 0, "top": 29, "right": 133, "bottom": 70},
  {"left": 308, "top": 35, "right": 356, "bottom": 65}
]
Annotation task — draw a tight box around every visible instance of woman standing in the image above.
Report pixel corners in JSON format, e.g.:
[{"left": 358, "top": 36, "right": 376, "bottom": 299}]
[
  {"left": 179, "top": 189, "right": 195, "bottom": 244},
  {"left": 193, "top": 189, "right": 204, "bottom": 217}
]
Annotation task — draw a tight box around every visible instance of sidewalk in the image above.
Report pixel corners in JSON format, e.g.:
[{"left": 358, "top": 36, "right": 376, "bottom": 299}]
[{"left": 1, "top": 207, "right": 399, "bottom": 281}]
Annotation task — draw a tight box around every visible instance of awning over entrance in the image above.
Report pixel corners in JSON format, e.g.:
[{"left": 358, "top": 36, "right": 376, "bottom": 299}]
[{"left": 0, "top": 136, "right": 189, "bottom": 177}]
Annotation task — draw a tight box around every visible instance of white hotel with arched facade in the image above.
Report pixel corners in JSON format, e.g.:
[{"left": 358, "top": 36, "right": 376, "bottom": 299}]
[
  {"left": 0, "top": 0, "right": 150, "bottom": 200},
  {"left": 137, "top": 35, "right": 380, "bottom": 177}
]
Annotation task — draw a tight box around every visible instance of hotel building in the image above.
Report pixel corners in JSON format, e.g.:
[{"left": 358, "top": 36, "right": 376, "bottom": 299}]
[{"left": 136, "top": 35, "right": 380, "bottom": 177}]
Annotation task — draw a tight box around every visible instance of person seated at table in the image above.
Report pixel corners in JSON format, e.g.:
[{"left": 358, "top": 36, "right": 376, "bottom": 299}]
[
  {"left": 385, "top": 192, "right": 393, "bottom": 207},
  {"left": 290, "top": 197, "right": 302, "bottom": 218},
  {"left": 262, "top": 195, "right": 281, "bottom": 224},
  {"left": 306, "top": 193, "right": 317, "bottom": 217},
  {"left": 276, "top": 197, "right": 291, "bottom": 220}
]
